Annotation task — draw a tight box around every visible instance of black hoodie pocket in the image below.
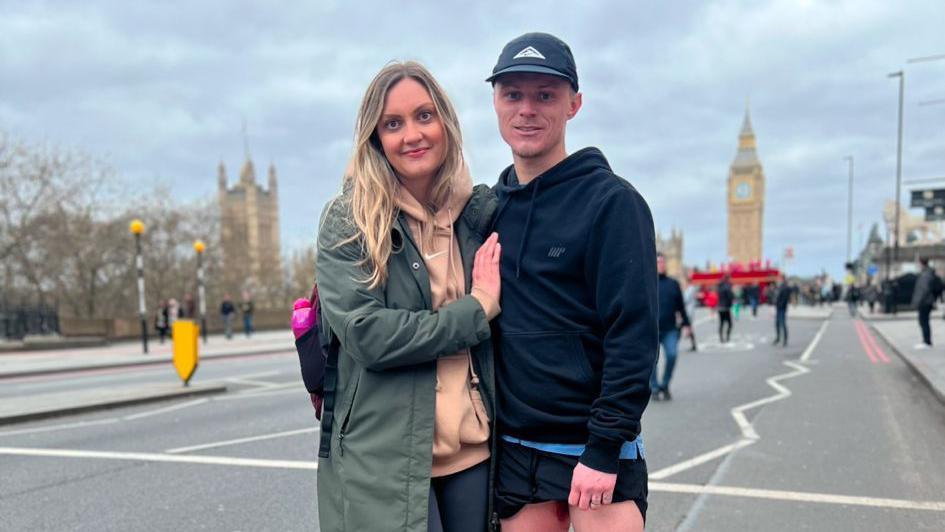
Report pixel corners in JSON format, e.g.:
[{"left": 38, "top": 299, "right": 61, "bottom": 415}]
[{"left": 498, "top": 332, "right": 598, "bottom": 419}]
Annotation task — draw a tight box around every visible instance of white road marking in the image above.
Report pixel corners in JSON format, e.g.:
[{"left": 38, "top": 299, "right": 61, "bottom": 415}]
[
  {"left": 3, "top": 445, "right": 942, "bottom": 512},
  {"left": 224, "top": 377, "right": 283, "bottom": 388},
  {"left": 0, "top": 418, "right": 120, "bottom": 437},
  {"left": 0, "top": 446, "right": 317, "bottom": 470},
  {"left": 649, "top": 481, "right": 945, "bottom": 512},
  {"left": 648, "top": 439, "right": 756, "bottom": 480},
  {"left": 800, "top": 319, "right": 830, "bottom": 362},
  {"left": 122, "top": 398, "right": 208, "bottom": 421},
  {"left": 652, "top": 317, "right": 829, "bottom": 480},
  {"left": 165, "top": 427, "right": 317, "bottom": 454},
  {"left": 213, "top": 385, "right": 301, "bottom": 400}
]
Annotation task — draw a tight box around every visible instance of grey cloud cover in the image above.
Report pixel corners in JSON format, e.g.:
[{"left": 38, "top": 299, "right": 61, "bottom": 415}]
[{"left": 2, "top": 0, "right": 943, "bottom": 276}]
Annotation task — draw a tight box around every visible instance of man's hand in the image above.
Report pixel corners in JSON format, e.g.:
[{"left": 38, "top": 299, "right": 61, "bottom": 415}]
[
  {"left": 568, "top": 462, "right": 617, "bottom": 511},
  {"left": 681, "top": 325, "right": 691, "bottom": 338}
]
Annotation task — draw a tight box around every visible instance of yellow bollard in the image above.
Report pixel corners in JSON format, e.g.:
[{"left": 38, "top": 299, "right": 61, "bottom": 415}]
[{"left": 172, "top": 320, "right": 199, "bottom": 386}]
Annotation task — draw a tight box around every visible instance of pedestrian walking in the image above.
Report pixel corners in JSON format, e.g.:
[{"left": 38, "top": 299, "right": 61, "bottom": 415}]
[
  {"left": 683, "top": 280, "right": 699, "bottom": 351},
  {"left": 182, "top": 292, "right": 196, "bottom": 319},
  {"left": 315, "top": 61, "right": 501, "bottom": 532},
  {"left": 748, "top": 283, "right": 760, "bottom": 318},
  {"left": 154, "top": 300, "right": 170, "bottom": 344},
  {"left": 911, "top": 257, "right": 941, "bottom": 349},
  {"left": 166, "top": 298, "right": 179, "bottom": 332},
  {"left": 733, "top": 286, "right": 743, "bottom": 320},
  {"left": 717, "top": 275, "right": 735, "bottom": 343},
  {"left": 239, "top": 292, "right": 254, "bottom": 338},
  {"left": 219, "top": 294, "right": 236, "bottom": 340},
  {"left": 486, "top": 33, "right": 654, "bottom": 532},
  {"left": 651, "top": 253, "right": 691, "bottom": 401},
  {"left": 844, "top": 265, "right": 858, "bottom": 317},
  {"left": 773, "top": 275, "right": 791, "bottom": 347}
]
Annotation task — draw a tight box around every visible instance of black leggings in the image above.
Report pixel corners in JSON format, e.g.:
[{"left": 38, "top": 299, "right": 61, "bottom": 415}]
[
  {"left": 718, "top": 310, "right": 732, "bottom": 342},
  {"left": 428, "top": 459, "right": 490, "bottom": 532}
]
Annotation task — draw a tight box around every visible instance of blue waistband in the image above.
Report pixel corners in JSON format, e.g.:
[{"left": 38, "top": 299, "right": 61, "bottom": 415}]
[{"left": 500, "top": 435, "right": 645, "bottom": 460}]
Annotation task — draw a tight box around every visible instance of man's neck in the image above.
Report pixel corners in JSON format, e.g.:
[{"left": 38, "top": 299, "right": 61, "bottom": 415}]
[{"left": 513, "top": 146, "right": 567, "bottom": 185}]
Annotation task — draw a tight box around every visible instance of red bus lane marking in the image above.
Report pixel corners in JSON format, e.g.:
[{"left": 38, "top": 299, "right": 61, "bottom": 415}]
[
  {"left": 854, "top": 320, "right": 879, "bottom": 364},
  {"left": 860, "top": 322, "right": 891, "bottom": 364}
]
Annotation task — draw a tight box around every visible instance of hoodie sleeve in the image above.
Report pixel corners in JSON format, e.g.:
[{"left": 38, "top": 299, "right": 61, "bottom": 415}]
[
  {"left": 676, "top": 282, "right": 691, "bottom": 328},
  {"left": 579, "top": 185, "right": 659, "bottom": 474}
]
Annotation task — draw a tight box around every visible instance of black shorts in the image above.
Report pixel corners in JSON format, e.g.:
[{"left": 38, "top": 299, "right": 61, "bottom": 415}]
[{"left": 494, "top": 439, "right": 648, "bottom": 521}]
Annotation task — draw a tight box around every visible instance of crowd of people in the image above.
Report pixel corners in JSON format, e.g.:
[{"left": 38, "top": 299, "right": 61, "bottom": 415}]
[{"left": 153, "top": 292, "right": 255, "bottom": 342}]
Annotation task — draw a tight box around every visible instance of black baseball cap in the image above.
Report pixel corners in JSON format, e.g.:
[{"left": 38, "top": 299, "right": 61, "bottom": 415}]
[{"left": 486, "top": 32, "right": 579, "bottom": 91}]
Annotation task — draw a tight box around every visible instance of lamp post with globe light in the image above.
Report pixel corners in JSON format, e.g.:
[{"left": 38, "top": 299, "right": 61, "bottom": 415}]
[
  {"left": 129, "top": 219, "right": 148, "bottom": 354},
  {"left": 194, "top": 240, "right": 208, "bottom": 344}
]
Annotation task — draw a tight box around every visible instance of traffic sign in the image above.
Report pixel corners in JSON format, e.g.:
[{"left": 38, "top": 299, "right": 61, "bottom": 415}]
[
  {"left": 172, "top": 320, "right": 199, "bottom": 386},
  {"left": 910, "top": 188, "right": 945, "bottom": 208},
  {"left": 926, "top": 205, "right": 945, "bottom": 221}
]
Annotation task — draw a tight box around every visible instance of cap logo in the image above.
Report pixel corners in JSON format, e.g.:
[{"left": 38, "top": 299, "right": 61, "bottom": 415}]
[{"left": 513, "top": 46, "right": 545, "bottom": 60}]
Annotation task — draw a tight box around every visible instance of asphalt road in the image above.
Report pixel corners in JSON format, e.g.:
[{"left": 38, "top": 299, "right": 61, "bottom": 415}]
[{"left": 2, "top": 307, "right": 945, "bottom": 531}]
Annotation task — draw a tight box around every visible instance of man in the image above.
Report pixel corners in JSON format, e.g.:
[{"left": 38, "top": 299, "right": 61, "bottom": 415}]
[
  {"left": 239, "top": 291, "right": 254, "bottom": 338},
  {"left": 651, "top": 253, "right": 691, "bottom": 401},
  {"left": 911, "top": 257, "right": 941, "bottom": 349},
  {"left": 487, "top": 33, "right": 657, "bottom": 532},
  {"left": 717, "top": 274, "right": 734, "bottom": 343},
  {"left": 773, "top": 275, "right": 791, "bottom": 347},
  {"left": 844, "top": 264, "right": 858, "bottom": 317},
  {"left": 683, "top": 277, "right": 699, "bottom": 351},
  {"left": 220, "top": 294, "right": 236, "bottom": 340}
]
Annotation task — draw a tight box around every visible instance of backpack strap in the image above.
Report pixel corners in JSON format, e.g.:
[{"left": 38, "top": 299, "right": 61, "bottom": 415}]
[{"left": 317, "top": 321, "right": 341, "bottom": 459}]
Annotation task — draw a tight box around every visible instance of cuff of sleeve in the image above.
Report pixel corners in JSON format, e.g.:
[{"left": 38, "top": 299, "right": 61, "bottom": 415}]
[
  {"left": 579, "top": 434, "right": 623, "bottom": 474},
  {"left": 471, "top": 288, "right": 501, "bottom": 320}
]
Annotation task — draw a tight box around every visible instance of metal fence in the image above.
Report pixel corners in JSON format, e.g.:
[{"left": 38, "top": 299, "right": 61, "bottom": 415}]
[{"left": 0, "top": 304, "right": 60, "bottom": 340}]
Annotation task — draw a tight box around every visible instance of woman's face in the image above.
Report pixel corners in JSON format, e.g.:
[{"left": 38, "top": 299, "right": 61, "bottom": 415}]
[{"left": 376, "top": 77, "right": 447, "bottom": 186}]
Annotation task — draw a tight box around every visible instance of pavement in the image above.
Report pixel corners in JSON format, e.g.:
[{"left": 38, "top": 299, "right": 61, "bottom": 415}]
[
  {"left": 867, "top": 310, "right": 945, "bottom": 406},
  {"left": 0, "top": 329, "right": 294, "bottom": 379},
  {"left": 0, "top": 329, "right": 294, "bottom": 425}
]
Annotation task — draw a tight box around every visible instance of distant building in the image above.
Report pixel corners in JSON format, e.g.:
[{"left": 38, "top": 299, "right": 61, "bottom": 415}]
[
  {"left": 727, "top": 106, "right": 766, "bottom": 264},
  {"left": 218, "top": 159, "right": 282, "bottom": 305},
  {"left": 657, "top": 229, "right": 684, "bottom": 280}
]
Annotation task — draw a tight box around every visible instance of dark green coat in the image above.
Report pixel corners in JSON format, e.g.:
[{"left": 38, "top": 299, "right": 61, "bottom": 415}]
[{"left": 315, "top": 184, "right": 498, "bottom": 532}]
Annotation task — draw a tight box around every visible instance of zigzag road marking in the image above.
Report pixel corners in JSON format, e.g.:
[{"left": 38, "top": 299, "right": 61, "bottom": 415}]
[{"left": 649, "top": 320, "right": 829, "bottom": 480}]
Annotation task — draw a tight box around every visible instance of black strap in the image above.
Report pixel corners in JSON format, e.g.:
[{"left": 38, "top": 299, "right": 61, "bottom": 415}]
[{"left": 317, "top": 328, "right": 340, "bottom": 459}]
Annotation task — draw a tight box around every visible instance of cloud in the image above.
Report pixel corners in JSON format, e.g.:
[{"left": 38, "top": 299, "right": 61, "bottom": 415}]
[{"left": 1, "top": 0, "right": 943, "bottom": 278}]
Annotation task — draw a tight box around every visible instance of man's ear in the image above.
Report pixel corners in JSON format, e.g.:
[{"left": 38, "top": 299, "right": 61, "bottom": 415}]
[{"left": 567, "top": 91, "right": 583, "bottom": 120}]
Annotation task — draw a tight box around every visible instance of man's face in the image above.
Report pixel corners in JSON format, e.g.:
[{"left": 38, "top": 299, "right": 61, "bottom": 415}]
[
  {"left": 493, "top": 73, "right": 581, "bottom": 161},
  {"left": 657, "top": 255, "right": 666, "bottom": 274}
]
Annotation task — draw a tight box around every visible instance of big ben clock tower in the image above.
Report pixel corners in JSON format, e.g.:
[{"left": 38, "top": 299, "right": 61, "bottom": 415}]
[{"left": 727, "top": 106, "right": 765, "bottom": 264}]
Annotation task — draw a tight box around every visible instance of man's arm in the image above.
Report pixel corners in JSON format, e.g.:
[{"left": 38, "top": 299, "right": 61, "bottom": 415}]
[
  {"left": 579, "top": 185, "right": 658, "bottom": 473},
  {"left": 675, "top": 282, "right": 691, "bottom": 329}
]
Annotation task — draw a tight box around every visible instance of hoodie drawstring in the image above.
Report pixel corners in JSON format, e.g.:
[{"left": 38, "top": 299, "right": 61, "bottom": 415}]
[{"left": 515, "top": 180, "right": 540, "bottom": 279}]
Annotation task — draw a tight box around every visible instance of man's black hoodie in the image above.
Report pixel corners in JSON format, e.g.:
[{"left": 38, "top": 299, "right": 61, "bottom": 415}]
[{"left": 491, "top": 147, "right": 658, "bottom": 474}]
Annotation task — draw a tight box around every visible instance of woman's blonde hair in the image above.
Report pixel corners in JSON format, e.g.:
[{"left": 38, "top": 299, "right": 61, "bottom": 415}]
[{"left": 344, "top": 61, "right": 464, "bottom": 288}]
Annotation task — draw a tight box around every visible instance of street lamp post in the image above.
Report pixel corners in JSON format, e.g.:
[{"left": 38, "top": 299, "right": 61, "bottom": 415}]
[
  {"left": 844, "top": 156, "right": 854, "bottom": 263},
  {"left": 889, "top": 70, "right": 905, "bottom": 279},
  {"left": 129, "top": 219, "right": 148, "bottom": 354},
  {"left": 194, "top": 240, "right": 208, "bottom": 344}
]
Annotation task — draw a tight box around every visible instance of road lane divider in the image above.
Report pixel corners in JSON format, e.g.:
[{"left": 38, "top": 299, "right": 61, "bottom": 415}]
[
  {"left": 855, "top": 320, "right": 880, "bottom": 364},
  {"left": 165, "top": 427, "right": 317, "bottom": 454}
]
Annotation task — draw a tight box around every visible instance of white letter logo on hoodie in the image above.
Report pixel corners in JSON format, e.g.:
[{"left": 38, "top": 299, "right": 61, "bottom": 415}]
[{"left": 513, "top": 46, "right": 546, "bottom": 60}]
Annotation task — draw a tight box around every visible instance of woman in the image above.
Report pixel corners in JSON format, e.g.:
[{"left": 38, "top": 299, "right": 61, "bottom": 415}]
[{"left": 315, "top": 61, "right": 501, "bottom": 532}]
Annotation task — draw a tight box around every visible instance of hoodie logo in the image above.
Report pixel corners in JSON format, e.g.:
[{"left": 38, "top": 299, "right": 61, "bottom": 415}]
[
  {"left": 548, "top": 246, "right": 566, "bottom": 258},
  {"left": 513, "top": 46, "right": 545, "bottom": 60}
]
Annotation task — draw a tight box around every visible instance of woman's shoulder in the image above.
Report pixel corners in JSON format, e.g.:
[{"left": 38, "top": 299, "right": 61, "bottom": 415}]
[
  {"left": 318, "top": 185, "right": 357, "bottom": 246},
  {"left": 461, "top": 183, "right": 498, "bottom": 236}
]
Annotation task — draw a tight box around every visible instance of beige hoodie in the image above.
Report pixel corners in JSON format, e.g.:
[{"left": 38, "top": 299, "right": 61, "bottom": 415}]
[{"left": 395, "top": 168, "right": 498, "bottom": 477}]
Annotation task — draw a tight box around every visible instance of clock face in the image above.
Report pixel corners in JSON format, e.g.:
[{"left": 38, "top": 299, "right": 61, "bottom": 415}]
[{"left": 735, "top": 182, "right": 752, "bottom": 200}]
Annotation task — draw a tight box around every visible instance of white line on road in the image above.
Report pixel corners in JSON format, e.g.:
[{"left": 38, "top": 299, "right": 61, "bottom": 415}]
[
  {"left": 730, "top": 360, "right": 809, "bottom": 440},
  {"left": 3, "top": 445, "right": 942, "bottom": 512},
  {"left": 800, "top": 319, "right": 830, "bottom": 362},
  {"left": 0, "top": 418, "right": 120, "bottom": 437},
  {"left": 653, "top": 317, "right": 829, "bottom": 480},
  {"left": 213, "top": 385, "right": 301, "bottom": 400},
  {"left": 165, "top": 427, "right": 317, "bottom": 454},
  {"left": 122, "top": 398, "right": 208, "bottom": 421},
  {"left": 648, "top": 439, "right": 756, "bottom": 480},
  {"left": 0, "top": 446, "right": 318, "bottom": 470},
  {"left": 649, "top": 481, "right": 945, "bottom": 512}
]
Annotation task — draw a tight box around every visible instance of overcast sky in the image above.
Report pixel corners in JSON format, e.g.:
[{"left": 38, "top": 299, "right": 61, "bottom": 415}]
[{"left": 2, "top": 0, "right": 944, "bottom": 277}]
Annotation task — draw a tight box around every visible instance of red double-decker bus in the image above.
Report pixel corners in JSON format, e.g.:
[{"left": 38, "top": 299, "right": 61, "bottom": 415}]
[{"left": 688, "top": 261, "right": 781, "bottom": 307}]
